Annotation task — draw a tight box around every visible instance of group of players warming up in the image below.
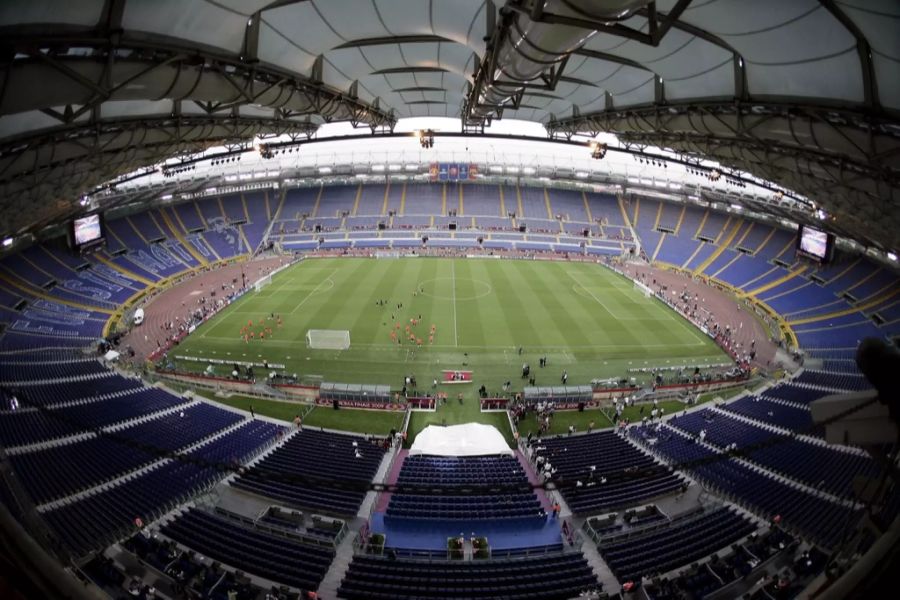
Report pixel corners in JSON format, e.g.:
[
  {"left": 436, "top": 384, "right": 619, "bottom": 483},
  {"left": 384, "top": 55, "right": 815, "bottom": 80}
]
[{"left": 239, "top": 313, "right": 283, "bottom": 343}]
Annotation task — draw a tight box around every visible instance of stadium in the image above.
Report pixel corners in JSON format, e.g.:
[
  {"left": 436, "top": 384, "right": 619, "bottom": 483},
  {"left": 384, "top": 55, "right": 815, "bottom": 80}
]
[{"left": 0, "top": 1, "right": 898, "bottom": 599}]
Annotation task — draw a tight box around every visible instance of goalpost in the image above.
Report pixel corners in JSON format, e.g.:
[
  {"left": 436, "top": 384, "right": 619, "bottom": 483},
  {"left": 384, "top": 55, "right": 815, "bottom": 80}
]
[
  {"left": 253, "top": 273, "right": 272, "bottom": 293},
  {"left": 306, "top": 329, "right": 351, "bottom": 350},
  {"left": 634, "top": 279, "right": 653, "bottom": 298}
]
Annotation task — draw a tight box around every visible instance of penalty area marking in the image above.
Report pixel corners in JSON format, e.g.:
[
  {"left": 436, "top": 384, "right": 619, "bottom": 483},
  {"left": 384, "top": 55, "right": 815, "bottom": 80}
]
[
  {"left": 289, "top": 275, "right": 336, "bottom": 315},
  {"left": 570, "top": 283, "right": 667, "bottom": 321}
]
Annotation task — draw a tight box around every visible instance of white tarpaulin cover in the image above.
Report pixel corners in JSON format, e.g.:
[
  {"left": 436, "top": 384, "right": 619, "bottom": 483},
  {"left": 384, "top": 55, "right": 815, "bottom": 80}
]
[
  {"left": 103, "top": 350, "right": 120, "bottom": 362},
  {"left": 409, "top": 423, "right": 512, "bottom": 457}
]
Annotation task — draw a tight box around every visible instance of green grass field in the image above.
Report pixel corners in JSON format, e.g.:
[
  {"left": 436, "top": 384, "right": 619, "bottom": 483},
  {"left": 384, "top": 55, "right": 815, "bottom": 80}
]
[
  {"left": 205, "top": 394, "right": 406, "bottom": 435},
  {"left": 174, "top": 257, "right": 726, "bottom": 399}
]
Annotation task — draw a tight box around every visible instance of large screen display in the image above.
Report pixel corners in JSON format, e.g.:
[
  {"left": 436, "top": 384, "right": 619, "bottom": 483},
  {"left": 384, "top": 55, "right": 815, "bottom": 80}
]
[
  {"left": 73, "top": 214, "right": 102, "bottom": 246},
  {"left": 798, "top": 225, "right": 829, "bottom": 261}
]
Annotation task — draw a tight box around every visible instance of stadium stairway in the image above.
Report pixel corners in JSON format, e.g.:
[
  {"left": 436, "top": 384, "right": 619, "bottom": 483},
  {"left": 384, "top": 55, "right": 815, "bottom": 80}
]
[
  {"left": 515, "top": 449, "right": 556, "bottom": 514},
  {"left": 743, "top": 266, "right": 808, "bottom": 297},
  {"left": 317, "top": 521, "right": 362, "bottom": 600},
  {"left": 693, "top": 220, "right": 742, "bottom": 275}
]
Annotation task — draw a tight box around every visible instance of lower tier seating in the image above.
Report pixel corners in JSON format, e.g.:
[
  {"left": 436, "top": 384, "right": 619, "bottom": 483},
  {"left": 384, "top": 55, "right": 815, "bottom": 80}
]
[
  {"left": 161, "top": 508, "right": 333, "bottom": 593},
  {"left": 337, "top": 552, "right": 600, "bottom": 600},
  {"left": 231, "top": 428, "right": 386, "bottom": 515},
  {"left": 598, "top": 506, "right": 756, "bottom": 583}
]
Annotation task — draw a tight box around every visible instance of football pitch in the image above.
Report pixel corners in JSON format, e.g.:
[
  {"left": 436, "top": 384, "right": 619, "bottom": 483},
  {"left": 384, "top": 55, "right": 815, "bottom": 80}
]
[{"left": 174, "top": 257, "right": 727, "bottom": 392}]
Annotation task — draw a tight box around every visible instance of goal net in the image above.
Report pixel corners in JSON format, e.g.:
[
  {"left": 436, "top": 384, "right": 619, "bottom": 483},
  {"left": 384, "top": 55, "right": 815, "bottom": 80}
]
[
  {"left": 634, "top": 279, "right": 653, "bottom": 298},
  {"left": 306, "top": 329, "right": 351, "bottom": 350},
  {"left": 375, "top": 250, "right": 401, "bottom": 259},
  {"left": 253, "top": 273, "right": 272, "bottom": 293}
]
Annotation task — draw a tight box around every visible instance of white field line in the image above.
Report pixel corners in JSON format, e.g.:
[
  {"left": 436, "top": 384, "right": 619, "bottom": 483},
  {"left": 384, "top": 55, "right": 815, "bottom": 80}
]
[
  {"left": 451, "top": 260, "right": 459, "bottom": 347},
  {"left": 288, "top": 273, "right": 335, "bottom": 315}
]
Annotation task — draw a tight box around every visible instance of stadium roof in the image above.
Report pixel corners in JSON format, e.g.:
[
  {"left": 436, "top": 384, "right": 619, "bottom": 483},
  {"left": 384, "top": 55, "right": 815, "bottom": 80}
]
[{"left": 0, "top": 0, "right": 898, "bottom": 250}]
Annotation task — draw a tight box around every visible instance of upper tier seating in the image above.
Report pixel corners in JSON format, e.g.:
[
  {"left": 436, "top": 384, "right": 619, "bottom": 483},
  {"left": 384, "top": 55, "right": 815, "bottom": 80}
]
[{"left": 162, "top": 507, "right": 334, "bottom": 593}]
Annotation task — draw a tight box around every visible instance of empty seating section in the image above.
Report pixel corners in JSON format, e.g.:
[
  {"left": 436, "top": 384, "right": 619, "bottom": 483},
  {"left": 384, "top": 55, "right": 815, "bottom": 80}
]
[
  {"left": 0, "top": 331, "right": 93, "bottom": 351},
  {"left": 548, "top": 189, "right": 588, "bottom": 222},
  {"left": 162, "top": 508, "right": 333, "bottom": 592},
  {"left": 794, "top": 370, "right": 872, "bottom": 391},
  {"left": 821, "top": 359, "right": 861, "bottom": 374},
  {"left": 318, "top": 185, "right": 357, "bottom": 217},
  {"left": 241, "top": 191, "right": 270, "bottom": 250},
  {"left": 279, "top": 188, "right": 318, "bottom": 222},
  {"left": 598, "top": 507, "right": 756, "bottom": 582},
  {"left": 718, "top": 255, "right": 774, "bottom": 288},
  {"left": 404, "top": 184, "right": 442, "bottom": 215},
  {"left": 657, "top": 202, "right": 682, "bottom": 231},
  {"left": 42, "top": 419, "right": 283, "bottom": 556},
  {"left": 0, "top": 358, "right": 106, "bottom": 383},
  {"left": 697, "top": 211, "right": 729, "bottom": 241},
  {"left": 655, "top": 236, "right": 702, "bottom": 267},
  {"left": 388, "top": 455, "right": 541, "bottom": 519},
  {"left": 761, "top": 383, "right": 831, "bottom": 406},
  {"left": 356, "top": 185, "right": 386, "bottom": 215},
  {"left": 172, "top": 202, "right": 203, "bottom": 231},
  {"left": 518, "top": 186, "right": 548, "bottom": 219},
  {"left": 3, "top": 374, "right": 144, "bottom": 408},
  {"left": 630, "top": 426, "right": 858, "bottom": 547},
  {"left": 720, "top": 396, "right": 821, "bottom": 437},
  {"left": 11, "top": 402, "right": 243, "bottom": 504},
  {"left": 0, "top": 387, "right": 187, "bottom": 447},
  {"left": 532, "top": 431, "right": 684, "bottom": 514},
  {"left": 231, "top": 429, "right": 385, "bottom": 515},
  {"left": 666, "top": 409, "right": 878, "bottom": 499},
  {"left": 643, "top": 527, "right": 796, "bottom": 599},
  {"left": 684, "top": 243, "right": 717, "bottom": 271},
  {"left": 677, "top": 206, "right": 704, "bottom": 236},
  {"left": 587, "top": 192, "right": 622, "bottom": 226},
  {"left": 338, "top": 552, "right": 600, "bottom": 600},
  {"left": 737, "top": 224, "right": 773, "bottom": 252},
  {"left": 464, "top": 184, "right": 501, "bottom": 216}
]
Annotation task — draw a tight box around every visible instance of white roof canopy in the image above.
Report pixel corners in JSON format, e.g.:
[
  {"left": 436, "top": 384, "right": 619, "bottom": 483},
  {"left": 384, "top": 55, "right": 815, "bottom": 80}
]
[{"left": 409, "top": 423, "right": 512, "bottom": 457}]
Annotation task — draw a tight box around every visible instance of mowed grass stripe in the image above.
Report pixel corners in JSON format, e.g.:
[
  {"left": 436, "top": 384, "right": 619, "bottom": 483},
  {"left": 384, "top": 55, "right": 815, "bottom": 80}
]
[
  {"left": 512, "top": 261, "right": 594, "bottom": 350},
  {"left": 456, "top": 260, "right": 496, "bottom": 346},
  {"left": 546, "top": 262, "right": 647, "bottom": 351},
  {"left": 487, "top": 260, "right": 555, "bottom": 347}
]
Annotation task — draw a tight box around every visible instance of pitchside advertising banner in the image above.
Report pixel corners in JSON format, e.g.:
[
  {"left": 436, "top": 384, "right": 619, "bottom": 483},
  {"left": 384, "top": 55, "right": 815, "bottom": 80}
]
[{"left": 429, "top": 163, "right": 479, "bottom": 181}]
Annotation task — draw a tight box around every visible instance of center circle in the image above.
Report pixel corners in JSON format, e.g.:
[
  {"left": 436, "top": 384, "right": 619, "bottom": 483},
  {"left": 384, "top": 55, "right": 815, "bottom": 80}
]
[{"left": 419, "top": 277, "right": 493, "bottom": 301}]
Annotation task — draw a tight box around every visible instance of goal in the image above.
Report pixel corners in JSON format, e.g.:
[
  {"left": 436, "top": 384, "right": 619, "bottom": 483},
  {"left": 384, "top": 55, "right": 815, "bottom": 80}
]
[
  {"left": 306, "top": 329, "right": 351, "bottom": 350},
  {"left": 253, "top": 273, "right": 272, "bottom": 293},
  {"left": 634, "top": 279, "right": 653, "bottom": 298}
]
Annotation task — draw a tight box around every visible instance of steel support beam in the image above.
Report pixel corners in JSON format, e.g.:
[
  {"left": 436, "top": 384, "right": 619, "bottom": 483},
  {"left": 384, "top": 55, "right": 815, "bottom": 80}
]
[{"left": 0, "top": 115, "right": 317, "bottom": 236}]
